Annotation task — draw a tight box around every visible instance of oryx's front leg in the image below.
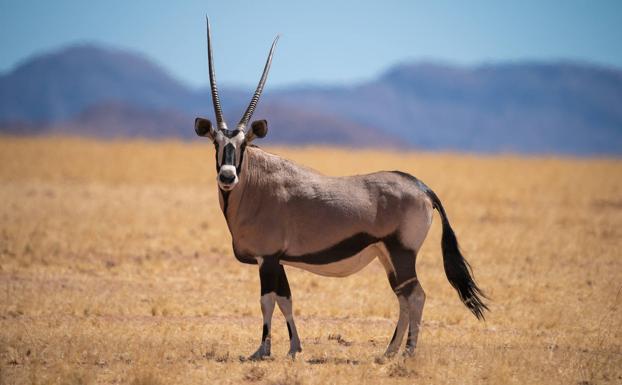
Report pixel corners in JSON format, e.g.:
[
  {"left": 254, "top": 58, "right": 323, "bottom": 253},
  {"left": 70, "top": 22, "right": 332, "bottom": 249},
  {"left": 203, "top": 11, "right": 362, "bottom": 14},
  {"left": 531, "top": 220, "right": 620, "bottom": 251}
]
[
  {"left": 250, "top": 257, "right": 302, "bottom": 360},
  {"left": 249, "top": 258, "right": 277, "bottom": 360},
  {"left": 276, "top": 284, "right": 302, "bottom": 358}
]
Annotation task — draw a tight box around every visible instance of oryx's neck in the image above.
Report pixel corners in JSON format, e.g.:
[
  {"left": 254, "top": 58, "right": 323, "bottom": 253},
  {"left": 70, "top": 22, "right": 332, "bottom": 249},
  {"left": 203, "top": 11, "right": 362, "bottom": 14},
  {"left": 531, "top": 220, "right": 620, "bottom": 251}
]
[{"left": 217, "top": 146, "right": 275, "bottom": 230}]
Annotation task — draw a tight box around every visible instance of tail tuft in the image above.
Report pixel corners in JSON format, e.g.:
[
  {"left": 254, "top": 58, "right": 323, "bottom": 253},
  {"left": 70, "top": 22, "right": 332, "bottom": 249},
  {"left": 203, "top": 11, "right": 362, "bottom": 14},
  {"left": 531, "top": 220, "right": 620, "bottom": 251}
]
[{"left": 422, "top": 184, "right": 489, "bottom": 320}]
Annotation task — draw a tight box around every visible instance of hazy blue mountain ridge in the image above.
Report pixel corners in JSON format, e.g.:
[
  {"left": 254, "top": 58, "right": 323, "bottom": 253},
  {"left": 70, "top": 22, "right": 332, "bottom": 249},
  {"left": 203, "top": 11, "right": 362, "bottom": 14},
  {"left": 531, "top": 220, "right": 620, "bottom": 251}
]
[{"left": 1, "top": 44, "right": 621, "bottom": 154}]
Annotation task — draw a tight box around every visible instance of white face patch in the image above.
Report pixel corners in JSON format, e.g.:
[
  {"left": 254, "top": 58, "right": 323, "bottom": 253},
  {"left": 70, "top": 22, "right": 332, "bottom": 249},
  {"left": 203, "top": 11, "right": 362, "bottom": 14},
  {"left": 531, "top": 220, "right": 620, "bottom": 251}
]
[{"left": 214, "top": 130, "right": 246, "bottom": 190}]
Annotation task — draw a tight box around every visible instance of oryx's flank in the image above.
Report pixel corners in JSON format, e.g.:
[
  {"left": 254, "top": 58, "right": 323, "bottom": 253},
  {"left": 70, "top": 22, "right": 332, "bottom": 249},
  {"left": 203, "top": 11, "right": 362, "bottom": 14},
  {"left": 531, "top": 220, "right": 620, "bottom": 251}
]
[{"left": 195, "top": 18, "right": 488, "bottom": 360}]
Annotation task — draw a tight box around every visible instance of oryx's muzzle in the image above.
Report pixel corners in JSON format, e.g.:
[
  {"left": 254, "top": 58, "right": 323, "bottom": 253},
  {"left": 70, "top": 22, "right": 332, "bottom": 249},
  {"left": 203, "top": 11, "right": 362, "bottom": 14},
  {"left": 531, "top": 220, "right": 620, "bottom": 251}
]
[
  {"left": 218, "top": 165, "right": 238, "bottom": 190},
  {"left": 216, "top": 137, "right": 242, "bottom": 190}
]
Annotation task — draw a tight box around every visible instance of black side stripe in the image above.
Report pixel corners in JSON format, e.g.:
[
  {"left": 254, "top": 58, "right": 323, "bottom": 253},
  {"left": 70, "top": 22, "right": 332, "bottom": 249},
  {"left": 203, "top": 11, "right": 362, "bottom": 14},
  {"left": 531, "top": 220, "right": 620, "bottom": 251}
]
[{"left": 279, "top": 232, "right": 382, "bottom": 265}]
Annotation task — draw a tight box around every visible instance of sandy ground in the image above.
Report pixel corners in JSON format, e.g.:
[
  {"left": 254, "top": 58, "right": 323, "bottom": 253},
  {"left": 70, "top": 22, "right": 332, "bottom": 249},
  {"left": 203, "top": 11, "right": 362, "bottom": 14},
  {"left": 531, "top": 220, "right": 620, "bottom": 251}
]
[{"left": 0, "top": 136, "right": 620, "bottom": 384}]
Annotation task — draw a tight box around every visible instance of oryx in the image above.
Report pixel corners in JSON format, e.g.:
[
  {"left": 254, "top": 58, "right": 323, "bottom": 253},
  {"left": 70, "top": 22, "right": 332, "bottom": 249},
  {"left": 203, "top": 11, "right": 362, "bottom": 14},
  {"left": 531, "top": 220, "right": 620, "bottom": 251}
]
[{"left": 194, "top": 18, "right": 488, "bottom": 360}]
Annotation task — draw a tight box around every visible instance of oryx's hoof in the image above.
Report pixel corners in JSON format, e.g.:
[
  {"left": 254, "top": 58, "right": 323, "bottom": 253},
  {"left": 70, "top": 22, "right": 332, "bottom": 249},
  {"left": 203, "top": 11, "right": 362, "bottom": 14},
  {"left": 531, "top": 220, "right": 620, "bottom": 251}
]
[
  {"left": 286, "top": 346, "right": 302, "bottom": 360},
  {"left": 402, "top": 346, "right": 416, "bottom": 358},
  {"left": 383, "top": 349, "right": 398, "bottom": 359},
  {"left": 248, "top": 352, "right": 270, "bottom": 361},
  {"left": 374, "top": 355, "right": 388, "bottom": 365},
  {"left": 248, "top": 345, "right": 271, "bottom": 361}
]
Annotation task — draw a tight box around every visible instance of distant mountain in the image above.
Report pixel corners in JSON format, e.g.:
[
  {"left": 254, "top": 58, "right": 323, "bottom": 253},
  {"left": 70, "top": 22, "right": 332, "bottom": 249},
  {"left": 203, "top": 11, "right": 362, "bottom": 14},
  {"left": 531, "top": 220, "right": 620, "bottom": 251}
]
[
  {"left": 49, "top": 102, "right": 192, "bottom": 138},
  {"left": 1, "top": 44, "right": 621, "bottom": 155},
  {"left": 45, "top": 100, "right": 398, "bottom": 146},
  {"left": 270, "top": 62, "right": 622, "bottom": 154},
  {"left": 0, "top": 44, "right": 198, "bottom": 123}
]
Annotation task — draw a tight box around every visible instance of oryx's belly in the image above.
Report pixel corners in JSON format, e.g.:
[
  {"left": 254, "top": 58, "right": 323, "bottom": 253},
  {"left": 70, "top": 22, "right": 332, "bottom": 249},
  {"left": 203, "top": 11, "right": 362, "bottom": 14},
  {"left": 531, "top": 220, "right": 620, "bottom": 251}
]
[{"left": 280, "top": 243, "right": 380, "bottom": 277}]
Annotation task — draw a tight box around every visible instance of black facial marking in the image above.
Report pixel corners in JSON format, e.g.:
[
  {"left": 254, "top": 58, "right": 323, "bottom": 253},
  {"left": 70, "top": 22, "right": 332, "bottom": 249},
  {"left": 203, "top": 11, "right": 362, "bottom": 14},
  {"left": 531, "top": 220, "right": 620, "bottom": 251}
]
[
  {"left": 223, "top": 143, "right": 235, "bottom": 166},
  {"left": 222, "top": 129, "right": 241, "bottom": 138},
  {"left": 262, "top": 323, "right": 269, "bottom": 341},
  {"left": 214, "top": 130, "right": 247, "bottom": 175},
  {"left": 214, "top": 142, "right": 220, "bottom": 172},
  {"left": 237, "top": 142, "right": 246, "bottom": 175}
]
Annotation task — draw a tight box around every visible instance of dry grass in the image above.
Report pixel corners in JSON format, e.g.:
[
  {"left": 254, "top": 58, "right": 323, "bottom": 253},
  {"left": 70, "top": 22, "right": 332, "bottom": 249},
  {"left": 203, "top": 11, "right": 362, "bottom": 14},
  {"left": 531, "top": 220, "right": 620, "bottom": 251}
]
[{"left": 0, "top": 136, "right": 620, "bottom": 384}]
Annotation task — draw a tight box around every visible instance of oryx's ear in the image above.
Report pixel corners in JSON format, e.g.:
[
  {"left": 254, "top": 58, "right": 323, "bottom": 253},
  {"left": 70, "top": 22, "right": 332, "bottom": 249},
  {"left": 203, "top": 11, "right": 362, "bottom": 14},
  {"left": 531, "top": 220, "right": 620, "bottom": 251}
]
[
  {"left": 195, "top": 117, "right": 216, "bottom": 140},
  {"left": 245, "top": 119, "right": 268, "bottom": 142}
]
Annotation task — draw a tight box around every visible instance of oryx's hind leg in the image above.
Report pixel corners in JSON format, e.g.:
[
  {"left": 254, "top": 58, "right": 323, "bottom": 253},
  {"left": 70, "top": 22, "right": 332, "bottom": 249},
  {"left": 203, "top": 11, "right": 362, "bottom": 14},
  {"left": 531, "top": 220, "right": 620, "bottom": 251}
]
[
  {"left": 250, "top": 257, "right": 301, "bottom": 360},
  {"left": 378, "top": 234, "right": 425, "bottom": 357},
  {"left": 404, "top": 282, "right": 426, "bottom": 356}
]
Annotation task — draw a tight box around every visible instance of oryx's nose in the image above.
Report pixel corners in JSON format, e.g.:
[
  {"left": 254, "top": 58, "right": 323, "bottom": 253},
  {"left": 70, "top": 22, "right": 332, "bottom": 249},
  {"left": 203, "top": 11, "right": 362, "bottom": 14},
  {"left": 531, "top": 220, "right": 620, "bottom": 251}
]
[{"left": 219, "top": 172, "right": 236, "bottom": 184}]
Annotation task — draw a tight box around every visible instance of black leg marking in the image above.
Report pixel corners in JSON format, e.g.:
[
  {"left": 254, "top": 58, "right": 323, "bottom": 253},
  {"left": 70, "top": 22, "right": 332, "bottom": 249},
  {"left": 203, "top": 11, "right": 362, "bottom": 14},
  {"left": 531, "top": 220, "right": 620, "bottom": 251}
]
[
  {"left": 259, "top": 257, "right": 291, "bottom": 298},
  {"left": 250, "top": 257, "right": 297, "bottom": 360},
  {"left": 261, "top": 262, "right": 302, "bottom": 358},
  {"left": 389, "top": 326, "right": 398, "bottom": 345},
  {"left": 262, "top": 323, "right": 269, "bottom": 342}
]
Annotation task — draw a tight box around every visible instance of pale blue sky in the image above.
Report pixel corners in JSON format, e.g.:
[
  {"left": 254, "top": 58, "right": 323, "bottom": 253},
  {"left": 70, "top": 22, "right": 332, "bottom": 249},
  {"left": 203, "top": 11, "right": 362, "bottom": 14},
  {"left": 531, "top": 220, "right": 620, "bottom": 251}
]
[{"left": 1, "top": 1, "right": 621, "bottom": 89}]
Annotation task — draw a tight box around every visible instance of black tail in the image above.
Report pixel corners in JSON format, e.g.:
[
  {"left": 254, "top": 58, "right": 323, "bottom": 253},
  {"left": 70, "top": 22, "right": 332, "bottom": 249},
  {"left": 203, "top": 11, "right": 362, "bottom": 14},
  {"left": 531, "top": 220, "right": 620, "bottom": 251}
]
[{"left": 424, "top": 185, "right": 489, "bottom": 320}]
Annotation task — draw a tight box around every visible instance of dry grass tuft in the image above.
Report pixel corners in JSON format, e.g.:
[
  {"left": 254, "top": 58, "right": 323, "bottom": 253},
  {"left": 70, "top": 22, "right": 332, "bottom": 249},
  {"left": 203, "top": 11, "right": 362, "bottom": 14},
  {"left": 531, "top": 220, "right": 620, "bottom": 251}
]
[
  {"left": 129, "top": 370, "right": 165, "bottom": 385},
  {"left": 387, "top": 362, "right": 417, "bottom": 378},
  {"left": 56, "top": 366, "right": 96, "bottom": 385},
  {"left": 267, "top": 371, "right": 303, "bottom": 385},
  {"left": 243, "top": 366, "right": 266, "bottom": 382},
  {"left": 0, "top": 136, "right": 621, "bottom": 384},
  {"left": 327, "top": 334, "right": 352, "bottom": 346}
]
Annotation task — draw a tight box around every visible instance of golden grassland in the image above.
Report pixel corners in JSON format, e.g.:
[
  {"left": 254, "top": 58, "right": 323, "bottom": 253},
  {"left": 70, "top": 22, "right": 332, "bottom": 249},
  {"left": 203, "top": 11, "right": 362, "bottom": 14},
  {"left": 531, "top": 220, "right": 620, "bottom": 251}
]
[{"left": 0, "top": 136, "right": 620, "bottom": 385}]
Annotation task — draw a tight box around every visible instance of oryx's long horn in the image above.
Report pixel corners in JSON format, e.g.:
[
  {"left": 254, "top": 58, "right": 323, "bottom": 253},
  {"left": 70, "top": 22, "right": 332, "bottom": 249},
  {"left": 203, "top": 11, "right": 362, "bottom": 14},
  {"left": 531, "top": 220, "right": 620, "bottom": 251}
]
[
  {"left": 206, "top": 16, "right": 227, "bottom": 130},
  {"left": 237, "top": 35, "right": 279, "bottom": 131}
]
